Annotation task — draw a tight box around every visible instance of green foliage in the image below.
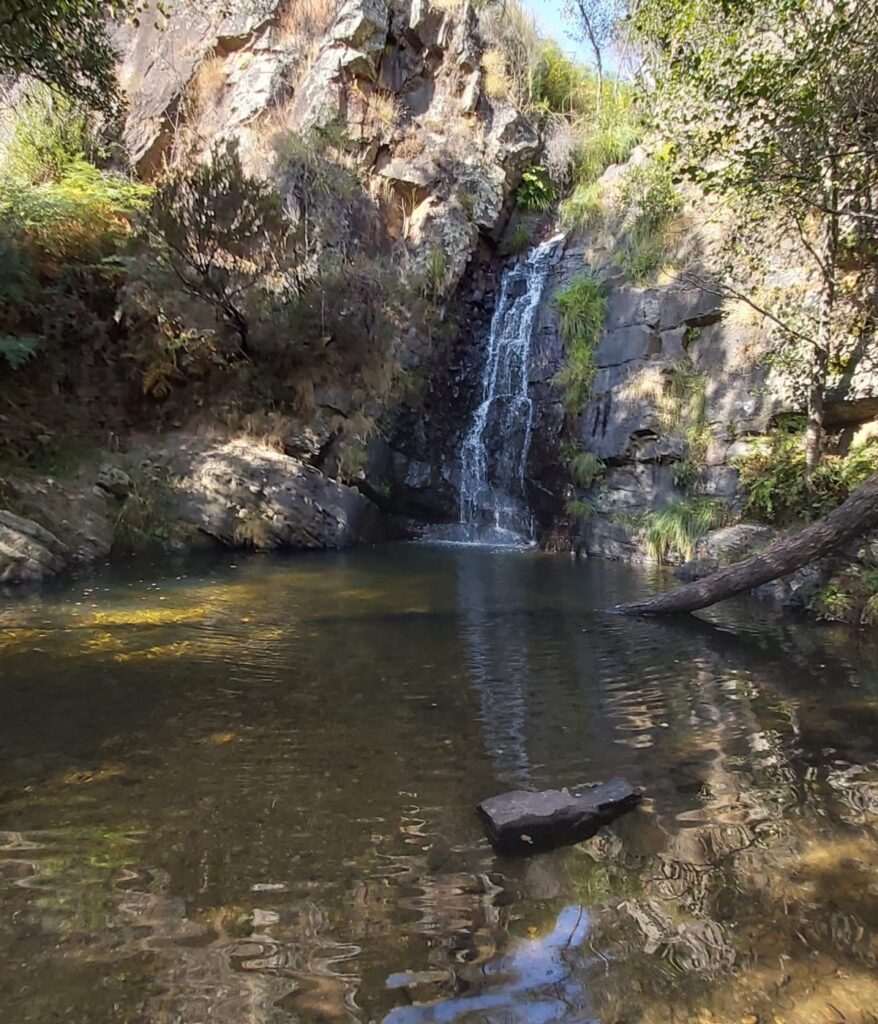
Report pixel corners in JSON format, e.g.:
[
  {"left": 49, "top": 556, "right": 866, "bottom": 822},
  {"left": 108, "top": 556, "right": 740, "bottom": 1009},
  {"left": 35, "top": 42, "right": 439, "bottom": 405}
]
[
  {"left": 643, "top": 496, "right": 725, "bottom": 563},
  {"left": 561, "top": 180, "right": 604, "bottom": 231},
  {"left": 735, "top": 419, "right": 878, "bottom": 524},
  {"left": 0, "top": 335, "right": 42, "bottom": 369},
  {"left": 516, "top": 166, "right": 557, "bottom": 212},
  {"left": 564, "top": 442, "right": 606, "bottom": 487},
  {"left": 0, "top": 0, "right": 147, "bottom": 112},
  {"left": 423, "top": 248, "right": 448, "bottom": 298},
  {"left": 0, "top": 160, "right": 150, "bottom": 265},
  {"left": 0, "top": 97, "right": 150, "bottom": 371},
  {"left": 503, "top": 222, "right": 532, "bottom": 254},
  {"left": 618, "top": 157, "right": 682, "bottom": 282},
  {"left": 532, "top": 40, "right": 593, "bottom": 114},
  {"left": 553, "top": 275, "right": 607, "bottom": 412},
  {"left": 571, "top": 89, "right": 642, "bottom": 185},
  {"left": 2, "top": 88, "right": 99, "bottom": 185},
  {"left": 811, "top": 584, "right": 854, "bottom": 623},
  {"left": 565, "top": 497, "right": 595, "bottom": 521},
  {"left": 147, "top": 140, "right": 290, "bottom": 353}
]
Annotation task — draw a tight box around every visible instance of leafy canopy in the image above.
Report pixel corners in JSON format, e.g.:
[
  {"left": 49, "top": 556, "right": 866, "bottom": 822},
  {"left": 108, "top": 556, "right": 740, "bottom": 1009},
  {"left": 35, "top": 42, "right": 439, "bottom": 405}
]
[{"left": 0, "top": 0, "right": 155, "bottom": 112}]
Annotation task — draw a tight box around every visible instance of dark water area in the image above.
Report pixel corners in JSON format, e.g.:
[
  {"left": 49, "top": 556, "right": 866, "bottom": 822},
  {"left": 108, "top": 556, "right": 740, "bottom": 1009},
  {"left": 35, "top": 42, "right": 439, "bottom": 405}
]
[{"left": 0, "top": 545, "right": 876, "bottom": 1024}]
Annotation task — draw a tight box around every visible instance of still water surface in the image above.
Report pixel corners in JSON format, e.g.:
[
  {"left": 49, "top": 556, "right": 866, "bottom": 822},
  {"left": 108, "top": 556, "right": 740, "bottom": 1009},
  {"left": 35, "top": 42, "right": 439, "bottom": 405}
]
[{"left": 0, "top": 546, "right": 877, "bottom": 1024}]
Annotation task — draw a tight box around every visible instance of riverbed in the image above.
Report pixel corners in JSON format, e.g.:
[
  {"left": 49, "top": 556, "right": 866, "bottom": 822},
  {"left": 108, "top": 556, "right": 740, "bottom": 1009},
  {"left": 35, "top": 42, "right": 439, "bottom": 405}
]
[{"left": 1, "top": 545, "right": 876, "bottom": 1023}]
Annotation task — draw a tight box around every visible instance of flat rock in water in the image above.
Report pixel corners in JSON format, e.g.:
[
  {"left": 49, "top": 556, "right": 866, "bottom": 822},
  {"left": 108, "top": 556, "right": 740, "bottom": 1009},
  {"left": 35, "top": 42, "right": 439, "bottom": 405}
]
[{"left": 477, "top": 779, "right": 642, "bottom": 855}]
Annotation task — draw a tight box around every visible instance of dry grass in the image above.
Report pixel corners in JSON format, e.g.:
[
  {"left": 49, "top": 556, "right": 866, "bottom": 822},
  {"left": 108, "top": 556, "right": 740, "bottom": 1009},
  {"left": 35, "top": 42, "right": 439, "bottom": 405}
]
[
  {"left": 190, "top": 54, "right": 227, "bottom": 114},
  {"left": 481, "top": 48, "right": 509, "bottom": 99},
  {"left": 276, "top": 0, "right": 340, "bottom": 49}
]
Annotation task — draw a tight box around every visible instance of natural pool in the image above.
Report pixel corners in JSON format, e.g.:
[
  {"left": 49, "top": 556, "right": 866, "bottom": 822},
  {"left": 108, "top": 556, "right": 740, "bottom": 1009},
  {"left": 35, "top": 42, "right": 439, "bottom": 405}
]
[{"left": 0, "top": 545, "right": 876, "bottom": 1024}]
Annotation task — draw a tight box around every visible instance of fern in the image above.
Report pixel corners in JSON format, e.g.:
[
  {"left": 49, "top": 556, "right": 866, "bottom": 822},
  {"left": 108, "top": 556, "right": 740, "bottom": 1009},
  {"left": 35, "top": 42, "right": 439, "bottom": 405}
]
[{"left": 0, "top": 335, "right": 42, "bottom": 369}]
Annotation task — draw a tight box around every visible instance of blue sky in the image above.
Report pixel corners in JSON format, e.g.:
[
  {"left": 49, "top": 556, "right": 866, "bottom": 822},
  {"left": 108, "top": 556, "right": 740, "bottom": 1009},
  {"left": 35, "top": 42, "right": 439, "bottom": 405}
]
[{"left": 521, "top": 0, "right": 580, "bottom": 54}]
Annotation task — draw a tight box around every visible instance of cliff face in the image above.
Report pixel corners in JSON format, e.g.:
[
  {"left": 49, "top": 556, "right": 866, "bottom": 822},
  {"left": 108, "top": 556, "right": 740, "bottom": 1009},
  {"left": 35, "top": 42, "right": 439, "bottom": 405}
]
[
  {"left": 0, "top": 0, "right": 546, "bottom": 585},
  {"left": 113, "top": 0, "right": 538, "bottom": 290}
]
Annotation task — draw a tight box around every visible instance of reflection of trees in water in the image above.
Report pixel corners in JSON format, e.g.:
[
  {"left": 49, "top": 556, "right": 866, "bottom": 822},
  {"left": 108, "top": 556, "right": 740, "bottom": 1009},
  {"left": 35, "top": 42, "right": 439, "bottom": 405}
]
[
  {"left": 456, "top": 556, "right": 533, "bottom": 787},
  {"left": 394, "top": 611, "right": 878, "bottom": 1024}
]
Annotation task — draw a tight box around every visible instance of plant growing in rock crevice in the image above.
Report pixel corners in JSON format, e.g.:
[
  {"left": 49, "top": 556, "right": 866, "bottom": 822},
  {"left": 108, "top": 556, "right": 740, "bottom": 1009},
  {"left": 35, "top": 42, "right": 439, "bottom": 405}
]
[
  {"left": 553, "top": 275, "right": 607, "bottom": 412},
  {"left": 642, "top": 495, "right": 726, "bottom": 563}
]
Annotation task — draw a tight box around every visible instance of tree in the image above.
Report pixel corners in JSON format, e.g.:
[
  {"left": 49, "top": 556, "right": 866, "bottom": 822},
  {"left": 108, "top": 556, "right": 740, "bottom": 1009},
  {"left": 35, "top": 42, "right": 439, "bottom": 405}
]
[
  {"left": 0, "top": 1, "right": 151, "bottom": 112},
  {"left": 147, "top": 140, "right": 292, "bottom": 355},
  {"left": 613, "top": 470, "right": 878, "bottom": 616},
  {"left": 562, "top": 0, "right": 623, "bottom": 104},
  {"left": 633, "top": 0, "right": 878, "bottom": 474}
]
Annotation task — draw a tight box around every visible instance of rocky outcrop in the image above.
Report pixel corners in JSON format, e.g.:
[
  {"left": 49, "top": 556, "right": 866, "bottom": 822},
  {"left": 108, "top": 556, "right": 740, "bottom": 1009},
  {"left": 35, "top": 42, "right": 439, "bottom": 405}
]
[
  {"left": 113, "top": 0, "right": 539, "bottom": 289},
  {"left": 0, "top": 511, "right": 71, "bottom": 584},
  {"left": 0, "top": 434, "right": 387, "bottom": 586},
  {"left": 165, "top": 437, "right": 384, "bottom": 549}
]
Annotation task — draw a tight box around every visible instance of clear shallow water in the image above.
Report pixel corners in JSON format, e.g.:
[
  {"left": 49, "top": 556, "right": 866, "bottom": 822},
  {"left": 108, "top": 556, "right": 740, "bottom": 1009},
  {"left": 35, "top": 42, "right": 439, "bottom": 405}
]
[{"left": 0, "top": 545, "right": 876, "bottom": 1024}]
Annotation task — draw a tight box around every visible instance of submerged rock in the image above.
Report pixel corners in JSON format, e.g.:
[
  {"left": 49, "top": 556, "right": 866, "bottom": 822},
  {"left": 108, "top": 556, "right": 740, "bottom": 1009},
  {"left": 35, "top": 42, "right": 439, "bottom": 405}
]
[{"left": 477, "top": 779, "right": 642, "bottom": 855}]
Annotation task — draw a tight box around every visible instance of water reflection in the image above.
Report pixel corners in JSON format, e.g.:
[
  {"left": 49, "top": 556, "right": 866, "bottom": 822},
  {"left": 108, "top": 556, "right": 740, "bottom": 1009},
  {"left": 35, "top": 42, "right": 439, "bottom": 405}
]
[
  {"left": 0, "top": 547, "right": 876, "bottom": 1023},
  {"left": 384, "top": 904, "right": 595, "bottom": 1024}
]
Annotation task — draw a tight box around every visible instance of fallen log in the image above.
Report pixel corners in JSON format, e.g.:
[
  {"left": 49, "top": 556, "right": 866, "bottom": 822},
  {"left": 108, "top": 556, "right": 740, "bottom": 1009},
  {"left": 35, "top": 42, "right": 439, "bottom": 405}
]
[
  {"left": 613, "top": 471, "right": 878, "bottom": 617},
  {"left": 477, "top": 779, "right": 642, "bottom": 854}
]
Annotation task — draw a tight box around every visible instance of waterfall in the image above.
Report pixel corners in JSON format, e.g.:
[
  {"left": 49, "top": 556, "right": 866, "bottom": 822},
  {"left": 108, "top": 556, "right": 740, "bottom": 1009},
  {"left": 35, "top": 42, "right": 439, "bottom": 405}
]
[{"left": 455, "top": 236, "right": 563, "bottom": 546}]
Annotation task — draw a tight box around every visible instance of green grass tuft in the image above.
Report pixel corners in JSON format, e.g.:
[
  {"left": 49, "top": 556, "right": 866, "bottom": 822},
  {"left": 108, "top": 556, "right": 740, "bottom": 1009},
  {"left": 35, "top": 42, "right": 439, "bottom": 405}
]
[
  {"left": 552, "top": 275, "right": 607, "bottom": 412},
  {"left": 643, "top": 496, "right": 725, "bottom": 563}
]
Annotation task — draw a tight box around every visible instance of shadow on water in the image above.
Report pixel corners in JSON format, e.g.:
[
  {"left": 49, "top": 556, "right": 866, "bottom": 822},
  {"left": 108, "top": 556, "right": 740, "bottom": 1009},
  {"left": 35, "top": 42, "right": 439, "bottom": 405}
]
[{"left": 0, "top": 544, "right": 876, "bottom": 1023}]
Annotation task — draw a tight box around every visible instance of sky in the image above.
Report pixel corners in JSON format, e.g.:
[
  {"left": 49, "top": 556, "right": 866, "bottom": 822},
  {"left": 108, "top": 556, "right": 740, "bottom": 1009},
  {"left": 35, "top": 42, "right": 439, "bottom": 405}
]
[{"left": 521, "top": 0, "right": 581, "bottom": 55}]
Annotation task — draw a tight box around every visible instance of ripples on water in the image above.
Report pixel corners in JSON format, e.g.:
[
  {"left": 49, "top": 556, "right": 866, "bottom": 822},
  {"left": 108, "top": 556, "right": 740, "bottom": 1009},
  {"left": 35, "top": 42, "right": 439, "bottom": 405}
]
[{"left": 0, "top": 546, "right": 876, "bottom": 1024}]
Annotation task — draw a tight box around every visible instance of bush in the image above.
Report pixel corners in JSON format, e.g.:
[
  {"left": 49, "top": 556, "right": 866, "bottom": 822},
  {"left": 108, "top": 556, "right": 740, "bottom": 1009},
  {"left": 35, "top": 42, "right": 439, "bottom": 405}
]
[
  {"left": 146, "top": 140, "right": 291, "bottom": 353},
  {"left": 643, "top": 496, "right": 726, "bottom": 563},
  {"left": 735, "top": 419, "right": 878, "bottom": 524},
  {"left": 516, "top": 166, "right": 556, "bottom": 212},
  {"left": 553, "top": 275, "right": 607, "bottom": 412},
  {"left": 2, "top": 88, "right": 100, "bottom": 186}
]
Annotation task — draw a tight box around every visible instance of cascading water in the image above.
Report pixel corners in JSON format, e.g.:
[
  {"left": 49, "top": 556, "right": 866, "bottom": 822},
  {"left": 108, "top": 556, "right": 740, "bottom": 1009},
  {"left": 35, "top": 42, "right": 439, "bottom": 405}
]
[{"left": 455, "top": 235, "right": 563, "bottom": 545}]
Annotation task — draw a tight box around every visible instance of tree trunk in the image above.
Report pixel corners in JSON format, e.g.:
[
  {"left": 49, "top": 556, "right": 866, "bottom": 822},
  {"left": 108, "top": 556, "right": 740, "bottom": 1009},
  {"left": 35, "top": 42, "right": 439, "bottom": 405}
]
[
  {"left": 613, "top": 471, "right": 878, "bottom": 617},
  {"left": 805, "top": 170, "right": 840, "bottom": 476}
]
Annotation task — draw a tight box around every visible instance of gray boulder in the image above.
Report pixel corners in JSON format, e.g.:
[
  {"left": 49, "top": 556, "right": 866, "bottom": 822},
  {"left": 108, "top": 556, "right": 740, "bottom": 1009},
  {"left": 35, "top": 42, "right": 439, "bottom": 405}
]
[{"left": 477, "top": 779, "right": 642, "bottom": 855}]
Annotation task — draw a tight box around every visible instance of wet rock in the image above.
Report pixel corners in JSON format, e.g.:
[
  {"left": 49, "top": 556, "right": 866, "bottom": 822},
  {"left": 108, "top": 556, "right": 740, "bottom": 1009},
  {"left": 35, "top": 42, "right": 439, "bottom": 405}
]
[{"left": 477, "top": 779, "right": 642, "bottom": 855}]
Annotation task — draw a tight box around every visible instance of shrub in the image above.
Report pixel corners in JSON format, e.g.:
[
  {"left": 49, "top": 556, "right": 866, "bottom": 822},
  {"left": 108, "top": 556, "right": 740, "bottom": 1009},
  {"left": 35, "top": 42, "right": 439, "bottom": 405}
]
[
  {"left": 146, "top": 140, "right": 291, "bottom": 354},
  {"left": 516, "top": 166, "right": 556, "bottom": 212},
  {"left": 811, "top": 584, "right": 854, "bottom": 623},
  {"left": 0, "top": 335, "right": 42, "bottom": 370},
  {"left": 553, "top": 275, "right": 607, "bottom": 412},
  {"left": 643, "top": 496, "right": 725, "bottom": 563},
  {"left": 502, "top": 222, "right": 532, "bottom": 254},
  {"left": 2, "top": 88, "right": 100, "bottom": 185},
  {"left": 735, "top": 419, "right": 878, "bottom": 524}
]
